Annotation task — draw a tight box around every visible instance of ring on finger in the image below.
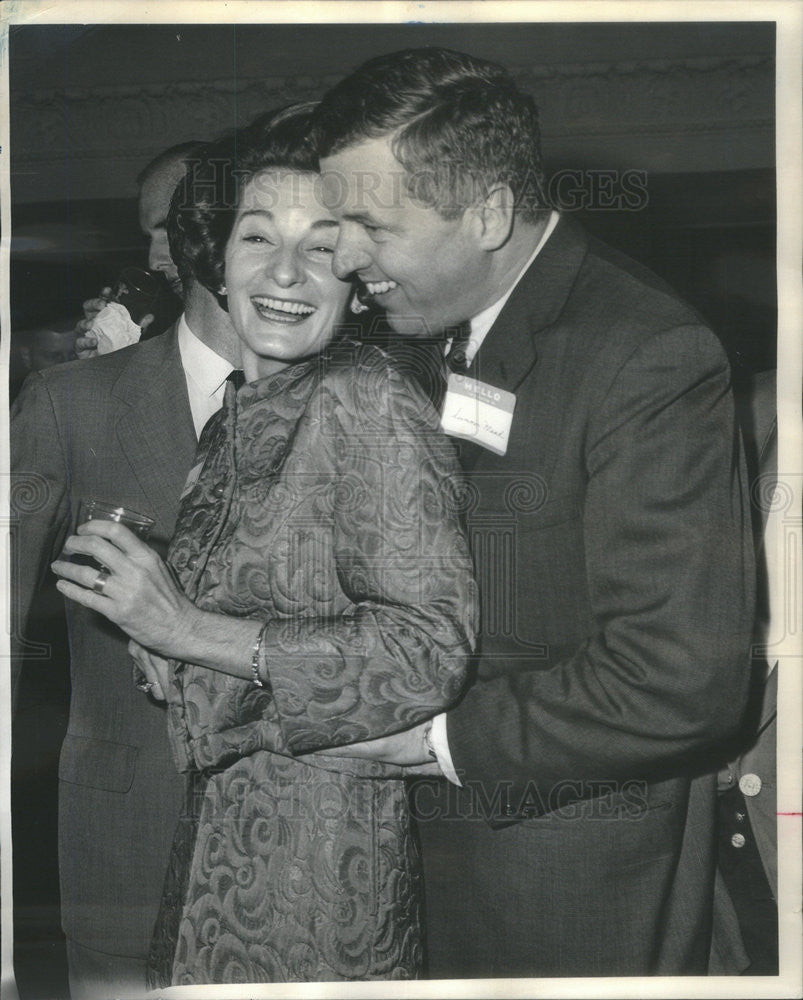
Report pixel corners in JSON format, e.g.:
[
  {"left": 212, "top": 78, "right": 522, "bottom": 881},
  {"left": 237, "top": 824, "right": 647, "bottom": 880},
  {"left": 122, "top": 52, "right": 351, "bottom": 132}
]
[{"left": 92, "top": 566, "right": 111, "bottom": 595}]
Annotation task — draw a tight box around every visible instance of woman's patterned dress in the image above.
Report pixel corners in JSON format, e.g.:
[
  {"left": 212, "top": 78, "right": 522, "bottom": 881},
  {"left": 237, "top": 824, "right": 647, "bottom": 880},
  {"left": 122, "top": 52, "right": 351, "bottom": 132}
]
[{"left": 148, "top": 342, "right": 477, "bottom": 984}]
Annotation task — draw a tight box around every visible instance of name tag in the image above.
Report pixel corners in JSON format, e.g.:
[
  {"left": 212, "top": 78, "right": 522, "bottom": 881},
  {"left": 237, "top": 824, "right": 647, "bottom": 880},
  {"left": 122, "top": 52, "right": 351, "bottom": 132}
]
[
  {"left": 180, "top": 461, "right": 204, "bottom": 500},
  {"left": 440, "top": 373, "right": 516, "bottom": 455}
]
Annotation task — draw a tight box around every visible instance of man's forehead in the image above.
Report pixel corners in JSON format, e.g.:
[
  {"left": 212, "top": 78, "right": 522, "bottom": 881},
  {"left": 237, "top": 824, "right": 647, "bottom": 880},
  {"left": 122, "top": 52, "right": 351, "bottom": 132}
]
[{"left": 321, "top": 137, "right": 410, "bottom": 221}]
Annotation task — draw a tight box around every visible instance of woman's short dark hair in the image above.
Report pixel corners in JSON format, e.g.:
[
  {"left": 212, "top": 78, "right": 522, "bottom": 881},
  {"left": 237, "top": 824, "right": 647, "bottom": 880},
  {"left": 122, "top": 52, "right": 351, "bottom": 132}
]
[
  {"left": 313, "top": 47, "right": 547, "bottom": 224},
  {"left": 167, "top": 103, "right": 319, "bottom": 294}
]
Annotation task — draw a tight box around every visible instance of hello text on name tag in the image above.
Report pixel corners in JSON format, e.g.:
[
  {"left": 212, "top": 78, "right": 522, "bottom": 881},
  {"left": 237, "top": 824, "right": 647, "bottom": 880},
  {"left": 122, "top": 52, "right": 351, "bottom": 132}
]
[{"left": 440, "top": 373, "right": 517, "bottom": 456}]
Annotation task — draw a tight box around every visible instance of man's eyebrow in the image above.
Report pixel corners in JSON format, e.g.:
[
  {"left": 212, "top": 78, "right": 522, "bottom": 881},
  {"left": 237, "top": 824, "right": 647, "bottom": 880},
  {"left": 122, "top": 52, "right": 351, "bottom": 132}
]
[{"left": 342, "top": 211, "right": 381, "bottom": 226}]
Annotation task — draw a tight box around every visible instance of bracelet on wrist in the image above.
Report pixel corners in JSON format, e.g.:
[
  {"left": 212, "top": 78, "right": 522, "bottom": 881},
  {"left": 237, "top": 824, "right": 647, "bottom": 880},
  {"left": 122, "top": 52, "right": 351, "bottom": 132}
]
[{"left": 250, "top": 620, "right": 270, "bottom": 688}]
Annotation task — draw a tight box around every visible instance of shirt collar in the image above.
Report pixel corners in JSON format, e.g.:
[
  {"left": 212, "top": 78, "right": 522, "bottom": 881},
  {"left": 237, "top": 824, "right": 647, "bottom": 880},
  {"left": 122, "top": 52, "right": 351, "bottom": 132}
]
[
  {"left": 467, "top": 210, "right": 560, "bottom": 359},
  {"left": 177, "top": 313, "right": 234, "bottom": 396}
]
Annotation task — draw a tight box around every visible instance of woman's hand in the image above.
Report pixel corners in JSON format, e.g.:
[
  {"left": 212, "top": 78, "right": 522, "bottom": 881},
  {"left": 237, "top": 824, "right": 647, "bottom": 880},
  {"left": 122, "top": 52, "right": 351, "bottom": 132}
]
[
  {"left": 129, "top": 639, "right": 171, "bottom": 701},
  {"left": 51, "top": 520, "right": 199, "bottom": 658}
]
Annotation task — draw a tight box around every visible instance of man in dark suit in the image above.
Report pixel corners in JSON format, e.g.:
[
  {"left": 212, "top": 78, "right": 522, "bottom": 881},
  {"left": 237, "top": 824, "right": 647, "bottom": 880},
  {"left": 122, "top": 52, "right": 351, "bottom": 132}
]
[
  {"left": 314, "top": 48, "right": 755, "bottom": 977},
  {"left": 11, "top": 144, "right": 241, "bottom": 998},
  {"left": 711, "top": 368, "right": 779, "bottom": 975}
]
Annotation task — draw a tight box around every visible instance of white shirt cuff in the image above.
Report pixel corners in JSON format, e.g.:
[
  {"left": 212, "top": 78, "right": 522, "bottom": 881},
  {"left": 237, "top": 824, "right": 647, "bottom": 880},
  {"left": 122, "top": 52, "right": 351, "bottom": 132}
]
[{"left": 430, "top": 713, "right": 462, "bottom": 786}]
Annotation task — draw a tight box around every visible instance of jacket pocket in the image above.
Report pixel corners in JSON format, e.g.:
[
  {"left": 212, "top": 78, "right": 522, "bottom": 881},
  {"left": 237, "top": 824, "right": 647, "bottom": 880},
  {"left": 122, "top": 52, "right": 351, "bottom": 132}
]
[{"left": 58, "top": 733, "right": 138, "bottom": 793}]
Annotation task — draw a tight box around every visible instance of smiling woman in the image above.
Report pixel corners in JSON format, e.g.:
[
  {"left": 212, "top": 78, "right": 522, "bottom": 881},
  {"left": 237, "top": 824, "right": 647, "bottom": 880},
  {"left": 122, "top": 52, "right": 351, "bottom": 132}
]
[
  {"left": 50, "top": 103, "right": 477, "bottom": 986},
  {"left": 225, "top": 171, "right": 349, "bottom": 378}
]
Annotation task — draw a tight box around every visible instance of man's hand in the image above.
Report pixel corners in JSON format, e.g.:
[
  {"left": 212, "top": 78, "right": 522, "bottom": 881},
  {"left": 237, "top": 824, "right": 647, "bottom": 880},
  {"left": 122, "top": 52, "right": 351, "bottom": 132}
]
[
  {"left": 74, "top": 287, "right": 111, "bottom": 358},
  {"left": 313, "top": 721, "right": 441, "bottom": 773},
  {"left": 74, "top": 285, "right": 155, "bottom": 359}
]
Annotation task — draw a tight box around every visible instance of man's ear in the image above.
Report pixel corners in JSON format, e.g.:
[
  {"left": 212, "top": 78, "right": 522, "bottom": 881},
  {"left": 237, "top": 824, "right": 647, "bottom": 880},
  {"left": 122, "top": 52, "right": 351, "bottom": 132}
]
[{"left": 470, "top": 184, "right": 516, "bottom": 250}]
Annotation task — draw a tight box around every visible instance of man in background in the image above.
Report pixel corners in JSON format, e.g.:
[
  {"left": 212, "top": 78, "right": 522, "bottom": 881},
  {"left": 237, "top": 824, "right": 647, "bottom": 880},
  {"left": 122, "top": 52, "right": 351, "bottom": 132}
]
[
  {"left": 711, "top": 366, "right": 779, "bottom": 975},
  {"left": 12, "top": 139, "right": 240, "bottom": 999},
  {"left": 74, "top": 142, "right": 196, "bottom": 356}
]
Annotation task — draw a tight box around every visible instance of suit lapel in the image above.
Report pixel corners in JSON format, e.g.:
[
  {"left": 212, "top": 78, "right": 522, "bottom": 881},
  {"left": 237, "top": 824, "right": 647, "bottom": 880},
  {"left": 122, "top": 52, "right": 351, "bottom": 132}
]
[
  {"left": 112, "top": 326, "right": 198, "bottom": 526},
  {"left": 469, "top": 216, "right": 587, "bottom": 390},
  {"left": 456, "top": 216, "right": 588, "bottom": 471}
]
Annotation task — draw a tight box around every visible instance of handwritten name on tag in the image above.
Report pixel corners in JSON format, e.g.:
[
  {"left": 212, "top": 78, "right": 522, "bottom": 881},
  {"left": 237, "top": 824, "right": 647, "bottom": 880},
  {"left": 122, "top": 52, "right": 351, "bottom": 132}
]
[
  {"left": 180, "top": 461, "right": 204, "bottom": 500},
  {"left": 440, "top": 373, "right": 516, "bottom": 456}
]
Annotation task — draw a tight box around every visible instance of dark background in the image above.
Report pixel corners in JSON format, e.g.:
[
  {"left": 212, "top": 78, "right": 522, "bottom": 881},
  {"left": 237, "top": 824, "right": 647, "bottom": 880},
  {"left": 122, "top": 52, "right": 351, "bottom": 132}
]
[{"left": 8, "top": 20, "right": 776, "bottom": 1000}]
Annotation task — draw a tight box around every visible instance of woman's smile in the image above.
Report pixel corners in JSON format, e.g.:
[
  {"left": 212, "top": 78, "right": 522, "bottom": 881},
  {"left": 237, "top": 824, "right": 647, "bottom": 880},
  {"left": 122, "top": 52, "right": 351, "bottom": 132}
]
[{"left": 250, "top": 295, "right": 317, "bottom": 322}]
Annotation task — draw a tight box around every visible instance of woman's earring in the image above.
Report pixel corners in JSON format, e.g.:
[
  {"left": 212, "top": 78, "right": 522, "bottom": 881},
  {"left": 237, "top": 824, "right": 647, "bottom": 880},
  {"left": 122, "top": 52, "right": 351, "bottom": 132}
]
[{"left": 219, "top": 285, "right": 227, "bottom": 296}]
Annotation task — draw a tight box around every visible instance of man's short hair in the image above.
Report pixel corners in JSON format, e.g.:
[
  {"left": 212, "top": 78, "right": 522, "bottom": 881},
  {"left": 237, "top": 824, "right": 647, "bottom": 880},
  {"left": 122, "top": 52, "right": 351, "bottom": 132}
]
[
  {"left": 166, "top": 103, "right": 319, "bottom": 295},
  {"left": 136, "top": 141, "right": 204, "bottom": 189},
  {"left": 313, "top": 47, "right": 547, "bottom": 223}
]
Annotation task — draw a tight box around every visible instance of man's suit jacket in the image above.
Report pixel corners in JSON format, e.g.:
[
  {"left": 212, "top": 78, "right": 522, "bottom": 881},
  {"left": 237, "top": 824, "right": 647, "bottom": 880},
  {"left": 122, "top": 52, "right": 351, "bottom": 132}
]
[
  {"left": 416, "top": 217, "right": 755, "bottom": 978},
  {"left": 11, "top": 328, "right": 194, "bottom": 958}
]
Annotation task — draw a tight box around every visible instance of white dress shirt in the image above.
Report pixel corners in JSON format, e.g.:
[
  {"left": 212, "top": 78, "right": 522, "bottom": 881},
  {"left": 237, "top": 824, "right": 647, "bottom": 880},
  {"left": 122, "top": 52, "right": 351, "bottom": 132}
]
[
  {"left": 177, "top": 313, "right": 236, "bottom": 438},
  {"left": 432, "top": 210, "right": 560, "bottom": 785}
]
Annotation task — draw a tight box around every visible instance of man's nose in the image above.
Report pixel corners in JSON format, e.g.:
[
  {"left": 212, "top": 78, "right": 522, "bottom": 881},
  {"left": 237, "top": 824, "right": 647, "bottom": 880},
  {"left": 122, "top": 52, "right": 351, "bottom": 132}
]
[
  {"left": 332, "top": 230, "right": 372, "bottom": 281},
  {"left": 148, "top": 235, "right": 173, "bottom": 273}
]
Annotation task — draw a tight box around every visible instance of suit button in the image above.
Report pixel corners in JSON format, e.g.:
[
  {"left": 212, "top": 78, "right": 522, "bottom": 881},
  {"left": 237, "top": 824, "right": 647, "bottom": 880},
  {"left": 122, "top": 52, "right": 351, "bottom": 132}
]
[
  {"left": 213, "top": 482, "right": 226, "bottom": 498},
  {"left": 731, "top": 833, "right": 746, "bottom": 848},
  {"left": 739, "top": 774, "right": 762, "bottom": 797},
  {"left": 187, "top": 555, "right": 198, "bottom": 570}
]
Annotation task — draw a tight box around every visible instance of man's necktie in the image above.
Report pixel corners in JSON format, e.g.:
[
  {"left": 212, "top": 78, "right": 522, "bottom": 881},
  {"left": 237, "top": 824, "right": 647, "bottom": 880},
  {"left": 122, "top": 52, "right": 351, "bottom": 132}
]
[
  {"left": 199, "top": 369, "right": 246, "bottom": 441},
  {"left": 445, "top": 322, "right": 472, "bottom": 374}
]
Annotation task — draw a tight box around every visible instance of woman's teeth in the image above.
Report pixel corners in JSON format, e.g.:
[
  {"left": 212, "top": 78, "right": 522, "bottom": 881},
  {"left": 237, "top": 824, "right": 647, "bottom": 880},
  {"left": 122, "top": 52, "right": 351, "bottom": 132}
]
[
  {"left": 364, "top": 280, "right": 398, "bottom": 296},
  {"left": 252, "top": 296, "right": 316, "bottom": 318}
]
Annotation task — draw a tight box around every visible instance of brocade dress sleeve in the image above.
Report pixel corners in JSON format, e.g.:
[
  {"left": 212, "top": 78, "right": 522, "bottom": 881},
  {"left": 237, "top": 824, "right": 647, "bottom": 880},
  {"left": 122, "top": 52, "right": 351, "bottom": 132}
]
[{"left": 166, "top": 344, "right": 477, "bottom": 774}]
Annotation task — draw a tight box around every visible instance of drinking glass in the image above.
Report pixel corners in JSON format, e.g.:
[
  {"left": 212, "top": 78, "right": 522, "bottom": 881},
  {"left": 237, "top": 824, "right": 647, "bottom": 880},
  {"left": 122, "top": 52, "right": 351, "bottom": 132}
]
[
  {"left": 111, "top": 267, "right": 164, "bottom": 325},
  {"left": 73, "top": 499, "right": 155, "bottom": 568}
]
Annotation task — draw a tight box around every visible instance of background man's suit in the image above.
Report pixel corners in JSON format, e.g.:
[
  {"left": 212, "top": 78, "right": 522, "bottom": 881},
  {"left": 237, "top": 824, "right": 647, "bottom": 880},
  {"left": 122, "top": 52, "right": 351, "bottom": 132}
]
[
  {"left": 11, "top": 328, "right": 194, "bottom": 987},
  {"left": 711, "top": 368, "right": 778, "bottom": 975},
  {"left": 416, "top": 217, "right": 754, "bottom": 977}
]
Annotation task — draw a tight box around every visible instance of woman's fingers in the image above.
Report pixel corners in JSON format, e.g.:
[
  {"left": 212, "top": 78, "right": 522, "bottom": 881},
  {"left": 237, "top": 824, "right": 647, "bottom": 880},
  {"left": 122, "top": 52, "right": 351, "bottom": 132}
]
[
  {"left": 50, "top": 521, "right": 193, "bottom": 658},
  {"left": 128, "top": 640, "right": 168, "bottom": 701},
  {"left": 53, "top": 577, "right": 111, "bottom": 613},
  {"left": 56, "top": 536, "right": 130, "bottom": 578},
  {"left": 76, "top": 519, "right": 152, "bottom": 556},
  {"left": 51, "top": 556, "right": 114, "bottom": 591}
]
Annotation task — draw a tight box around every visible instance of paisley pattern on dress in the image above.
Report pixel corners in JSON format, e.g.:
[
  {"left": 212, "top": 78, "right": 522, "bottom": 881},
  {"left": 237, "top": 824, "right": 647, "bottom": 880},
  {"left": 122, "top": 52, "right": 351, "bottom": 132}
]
[{"left": 149, "top": 342, "right": 477, "bottom": 984}]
